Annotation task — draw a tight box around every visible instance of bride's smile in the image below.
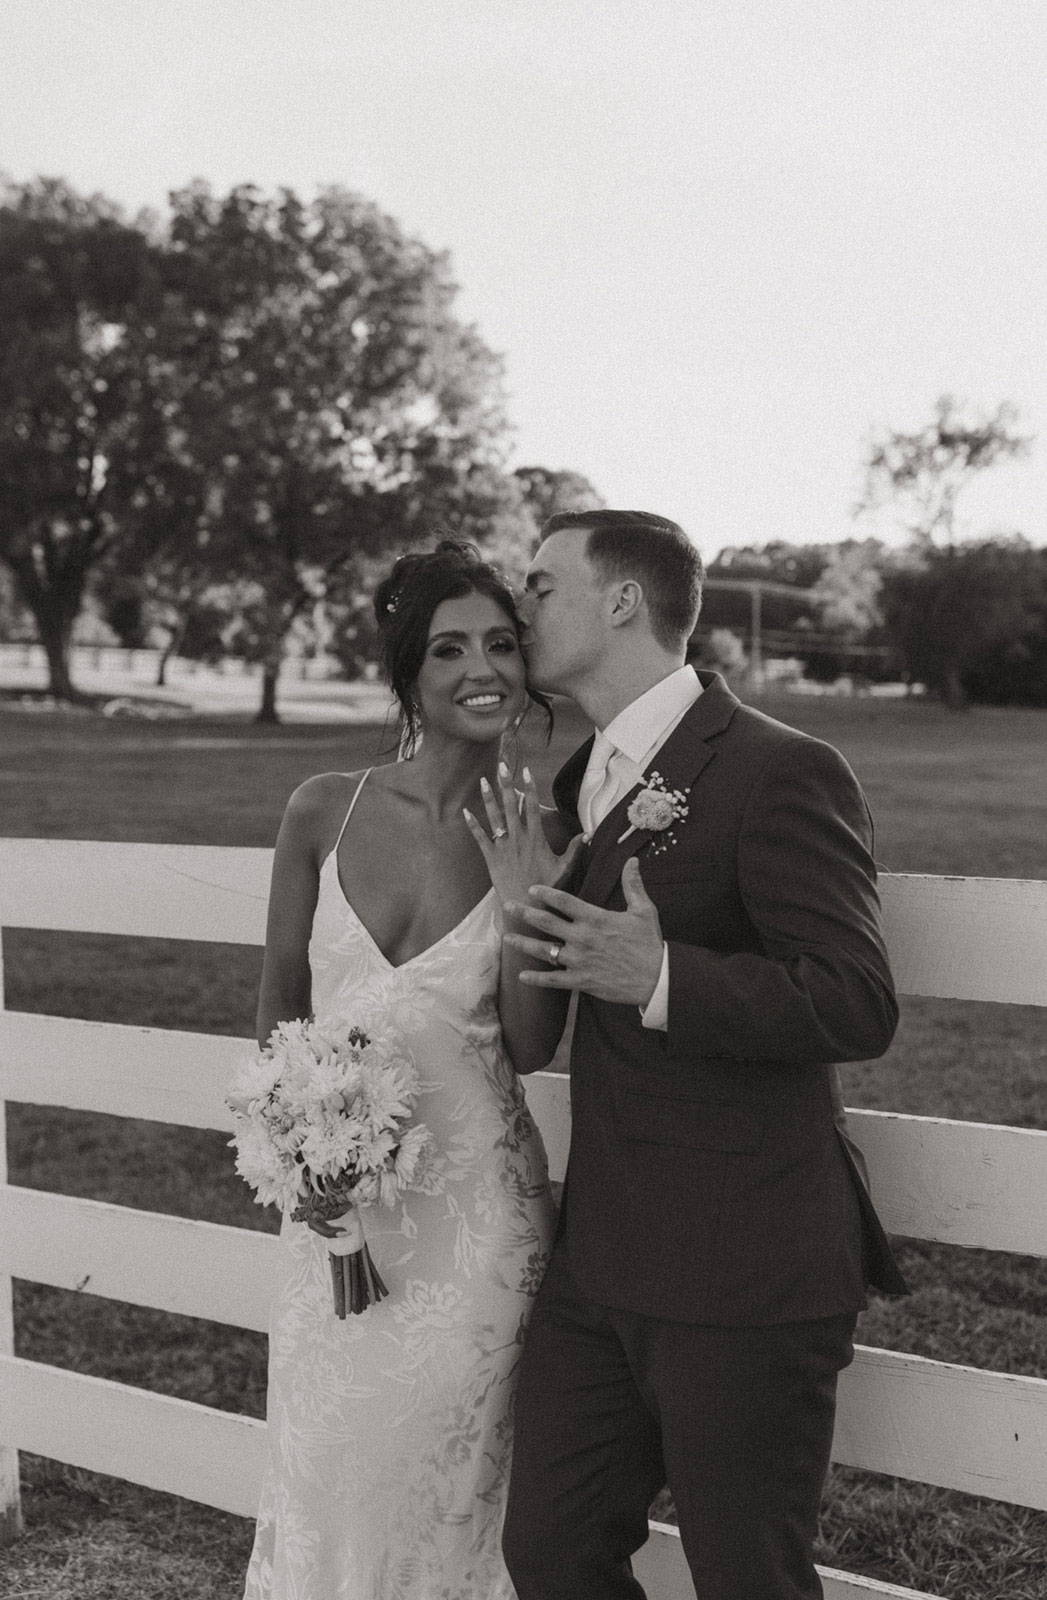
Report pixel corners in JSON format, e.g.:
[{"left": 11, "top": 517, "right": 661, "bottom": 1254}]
[{"left": 414, "top": 589, "right": 528, "bottom": 745}]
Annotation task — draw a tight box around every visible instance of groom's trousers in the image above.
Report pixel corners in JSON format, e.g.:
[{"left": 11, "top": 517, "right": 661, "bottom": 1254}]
[{"left": 503, "top": 1243, "right": 857, "bottom": 1600}]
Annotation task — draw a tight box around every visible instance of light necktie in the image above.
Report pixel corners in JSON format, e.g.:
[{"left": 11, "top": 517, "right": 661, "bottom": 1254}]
[{"left": 578, "top": 731, "right": 624, "bottom": 837}]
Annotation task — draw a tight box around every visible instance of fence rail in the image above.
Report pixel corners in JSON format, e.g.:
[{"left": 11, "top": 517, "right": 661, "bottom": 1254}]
[{"left": 2, "top": 839, "right": 1046, "bottom": 1599}]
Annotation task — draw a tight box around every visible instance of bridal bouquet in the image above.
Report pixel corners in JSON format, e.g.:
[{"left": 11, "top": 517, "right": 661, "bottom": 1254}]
[{"left": 226, "top": 1018, "right": 434, "bottom": 1318}]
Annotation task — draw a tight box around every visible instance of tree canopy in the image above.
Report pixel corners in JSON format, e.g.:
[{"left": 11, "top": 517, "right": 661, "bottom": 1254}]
[
  {"left": 879, "top": 537, "right": 1046, "bottom": 707},
  {"left": 512, "top": 466, "right": 604, "bottom": 530},
  {"left": 0, "top": 177, "right": 163, "bottom": 697},
  {"left": 0, "top": 177, "right": 551, "bottom": 713},
  {"left": 118, "top": 181, "right": 519, "bottom": 718},
  {"left": 855, "top": 396, "right": 1039, "bottom": 704},
  {"left": 857, "top": 395, "right": 1031, "bottom": 546}
]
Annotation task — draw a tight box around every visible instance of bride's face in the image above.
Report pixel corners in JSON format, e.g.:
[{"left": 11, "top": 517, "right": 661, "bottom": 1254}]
[{"left": 414, "top": 590, "right": 528, "bottom": 745}]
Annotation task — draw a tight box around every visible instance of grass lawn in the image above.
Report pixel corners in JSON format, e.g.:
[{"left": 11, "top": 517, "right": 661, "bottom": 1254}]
[{"left": 1, "top": 691, "right": 1045, "bottom": 1599}]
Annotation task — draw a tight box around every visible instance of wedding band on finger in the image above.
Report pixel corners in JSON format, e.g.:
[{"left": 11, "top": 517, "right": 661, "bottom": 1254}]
[{"left": 547, "top": 941, "right": 563, "bottom": 966}]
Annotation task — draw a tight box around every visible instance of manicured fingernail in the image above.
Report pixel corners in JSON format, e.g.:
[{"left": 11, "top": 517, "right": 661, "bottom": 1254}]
[
  {"left": 498, "top": 760, "right": 509, "bottom": 778},
  {"left": 480, "top": 775, "right": 490, "bottom": 790},
  {"left": 523, "top": 765, "right": 532, "bottom": 783}
]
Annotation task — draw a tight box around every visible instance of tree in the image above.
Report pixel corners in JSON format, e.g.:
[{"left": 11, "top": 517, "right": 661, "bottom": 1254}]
[
  {"left": 0, "top": 177, "right": 162, "bottom": 698},
  {"left": 691, "top": 627, "right": 748, "bottom": 679},
  {"left": 0, "top": 563, "right": 32, "bottom": 641},
  {"left": 137, "top": 182, "right": 519, "bottom": 721},
  {"left": 959, "top": 546, "right": 1047, "bottom": 705},
  {"left": 513, "top": 466, "right": 604, "bottom": 531},
  {"left": 857, "top": 395, "right": 1031, "bottom": 546},
  {"left": 808, "top": 541, "right": 884, "bottom": 636},
  {"left": 856, "top": 397, "right": 1037, "bottom": 705},
  {"left": 879, "top": 537, "right": 1041, "bottom": 707},
  {"left": 92, "top": 569, "right": 149, "bottom": 649}
]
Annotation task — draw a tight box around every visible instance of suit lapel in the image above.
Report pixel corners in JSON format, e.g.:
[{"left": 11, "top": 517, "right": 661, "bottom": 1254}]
[
  {"left": 574, "top": 672, "right": 740, "bottom": 907},
  {"left": 551, "top": 733, "right": 594, "bottom": 827}
]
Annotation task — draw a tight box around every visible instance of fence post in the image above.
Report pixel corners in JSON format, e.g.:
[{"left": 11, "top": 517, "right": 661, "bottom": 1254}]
[{"left": 0, "top": 910, "right": 23, "bottom": 1540}]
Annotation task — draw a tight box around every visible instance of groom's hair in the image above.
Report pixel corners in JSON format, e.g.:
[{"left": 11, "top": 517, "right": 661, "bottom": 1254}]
[{"left": 542, "top": 509, "right": 703, "bottom": 651}]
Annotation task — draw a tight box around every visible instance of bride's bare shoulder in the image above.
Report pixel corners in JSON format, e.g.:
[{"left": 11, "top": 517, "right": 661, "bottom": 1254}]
[
  {"left": 277, "top": 770, "right": 372, "bottom": 845},
  {"left": 283, "top": 770, "right": 360, "bottom": 812}
]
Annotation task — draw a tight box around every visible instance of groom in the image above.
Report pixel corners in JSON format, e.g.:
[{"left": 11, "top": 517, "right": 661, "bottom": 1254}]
[{"left": 502, "top": 510, "right": 907, "bottom": 1600}]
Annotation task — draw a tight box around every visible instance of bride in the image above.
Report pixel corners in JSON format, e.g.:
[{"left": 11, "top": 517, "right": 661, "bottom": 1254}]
[{"left": 243, "top": 541, "right": 582, "bottom": 1600}]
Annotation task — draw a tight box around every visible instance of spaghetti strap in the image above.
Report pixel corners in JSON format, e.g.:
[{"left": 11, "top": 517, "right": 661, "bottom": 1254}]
[{"left": 332, "top": 769, "right": 373, "bottom": 855}]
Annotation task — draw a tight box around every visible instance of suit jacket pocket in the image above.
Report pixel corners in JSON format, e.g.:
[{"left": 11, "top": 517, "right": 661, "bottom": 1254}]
[{"left": 618, "top": 1090, "right": 763, "bottom": 1153}]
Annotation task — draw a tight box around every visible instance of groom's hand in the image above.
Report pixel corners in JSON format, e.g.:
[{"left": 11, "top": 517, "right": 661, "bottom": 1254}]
[{"left": 504, "top": 856, "right": 665, "bottom": 1006}]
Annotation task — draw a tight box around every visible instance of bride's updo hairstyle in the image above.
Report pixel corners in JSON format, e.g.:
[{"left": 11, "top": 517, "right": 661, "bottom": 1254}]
[{"left": 373, "top": 539, "right": 550, "bottom": 758}]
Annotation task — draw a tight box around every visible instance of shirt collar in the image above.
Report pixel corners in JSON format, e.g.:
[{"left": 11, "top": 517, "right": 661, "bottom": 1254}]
[{"left": 600, "top": 665, "right": 703, "bottom": 768}]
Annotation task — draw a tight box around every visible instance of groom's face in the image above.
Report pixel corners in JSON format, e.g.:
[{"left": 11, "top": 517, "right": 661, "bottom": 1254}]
[{"left": 520, "top": 529, "right": 610, "bottom": 696}]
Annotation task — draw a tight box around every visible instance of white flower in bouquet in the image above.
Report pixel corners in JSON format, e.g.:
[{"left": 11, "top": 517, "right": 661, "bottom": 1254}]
[
  {"left": 226, "top": 1017, "right": 434, "bottom": 1318},
  {"left": 225, "top": 1051, "right": 284, "bottom": 1119},
  {"left": 230, "top": 1116, "right": 301, "bottom": 1211},
  {"left": 394, "top": 1123, "right": 432, "bottom": 1187}
]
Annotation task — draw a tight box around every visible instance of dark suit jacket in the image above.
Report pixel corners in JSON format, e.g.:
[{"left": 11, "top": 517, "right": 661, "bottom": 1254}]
[{"left": 552, "top": 671, "right": 908, "bottom": 1325}]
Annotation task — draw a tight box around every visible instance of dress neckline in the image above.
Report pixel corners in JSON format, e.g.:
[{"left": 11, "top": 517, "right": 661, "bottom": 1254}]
[
  {"left": 324, "top": 852, "right": 496, "bottom": 972},
  {"left": 325, "top": 765, "right": 497, "bottom": 971}
]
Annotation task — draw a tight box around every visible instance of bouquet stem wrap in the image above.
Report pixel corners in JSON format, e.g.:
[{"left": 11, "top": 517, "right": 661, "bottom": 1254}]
[{"left": 324, "top": 1206, "right": 389, "bottom": 1318}]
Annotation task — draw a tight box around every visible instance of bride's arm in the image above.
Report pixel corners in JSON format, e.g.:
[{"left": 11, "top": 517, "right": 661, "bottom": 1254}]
[
  {"left": 255, "top": 778, "right": 326, "bottom": 1047},
  {"left": 465, "top": 765, "right": 584, "bottom": 1075},
  {"left": 497, "top": 900, "right": 572, "bottom": 1075}
]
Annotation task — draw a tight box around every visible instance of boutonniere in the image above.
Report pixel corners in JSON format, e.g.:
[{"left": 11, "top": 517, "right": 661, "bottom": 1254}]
[{"left": 617, "top": 771, "right": 690, "bottom": 855}]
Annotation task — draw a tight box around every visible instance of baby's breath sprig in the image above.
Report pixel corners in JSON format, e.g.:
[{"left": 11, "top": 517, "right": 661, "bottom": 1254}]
[{"left": 617, "top": 772, "right": 690, "bottom": 854}]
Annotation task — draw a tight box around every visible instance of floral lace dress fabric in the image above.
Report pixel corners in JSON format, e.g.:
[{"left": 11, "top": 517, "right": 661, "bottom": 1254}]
[{"left": 244, "top": 797, "right": 555, "bottom": 1600}]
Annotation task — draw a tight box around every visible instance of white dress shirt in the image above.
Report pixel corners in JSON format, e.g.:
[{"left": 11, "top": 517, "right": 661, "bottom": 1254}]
[{"left": 580, "top": 665, "right": 703, "bottom": 1029}]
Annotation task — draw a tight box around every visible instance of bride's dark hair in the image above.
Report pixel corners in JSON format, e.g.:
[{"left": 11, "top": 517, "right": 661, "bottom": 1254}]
[{"left": 373, "top": 540, "right": 551, "bottom": 758}]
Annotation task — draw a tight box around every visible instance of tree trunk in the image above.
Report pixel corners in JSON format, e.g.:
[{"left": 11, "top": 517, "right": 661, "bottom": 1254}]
[
  {"left": 254, "top": 596, "right": 302, "bottom": 724},
  {"left": 253, "top": 577, "right": 310, "bottom": 723},
  {"left": 942, "top": 660, "right": 968, "bottom": 710},
  {"left": 35, "top": 609, "right": 81, "bottom": 702},
  {"left": 156, "top": 626, "right": 181, "bottom": 687},
  {"left": 5, "top": 547, "right": 90, "bottom": 703},
  {"left": 256, "top": 657, "right": 281, "bottom": 724}
]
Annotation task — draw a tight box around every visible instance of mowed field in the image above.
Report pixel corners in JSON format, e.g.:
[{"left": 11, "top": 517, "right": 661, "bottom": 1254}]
[{"left": 1, "top": 691, "right": 1045, "bottom": 1600}]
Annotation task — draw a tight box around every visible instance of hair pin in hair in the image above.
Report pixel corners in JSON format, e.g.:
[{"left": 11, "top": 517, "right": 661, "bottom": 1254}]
[{"left": 385, "top": 596, "right": 399, "bottom": 614}]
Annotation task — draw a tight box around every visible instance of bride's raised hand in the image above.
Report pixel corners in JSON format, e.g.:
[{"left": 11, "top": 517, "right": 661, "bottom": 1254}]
[{"left": 464, "top": 761, "right": 585, "bottom": 910}]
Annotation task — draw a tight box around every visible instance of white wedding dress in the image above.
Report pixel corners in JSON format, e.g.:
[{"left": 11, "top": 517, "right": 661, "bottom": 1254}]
[{"left": 244, "top": 771, "right": 556, "bottom": 1600}]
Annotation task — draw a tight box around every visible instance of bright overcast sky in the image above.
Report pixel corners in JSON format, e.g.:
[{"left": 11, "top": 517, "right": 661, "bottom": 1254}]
[{"left": 3, "top": 0, "right": 1046, "bottom": 559}]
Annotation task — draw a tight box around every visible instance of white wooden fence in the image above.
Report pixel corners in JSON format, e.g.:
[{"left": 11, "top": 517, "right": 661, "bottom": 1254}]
[{"left": 1, "top": 840, "right": 1045, "bottom": 1599}]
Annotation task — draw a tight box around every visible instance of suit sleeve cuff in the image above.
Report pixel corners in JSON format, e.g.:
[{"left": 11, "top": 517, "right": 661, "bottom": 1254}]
[{"left": 639, "top": 943, "right": 670, "bottom": 1030}]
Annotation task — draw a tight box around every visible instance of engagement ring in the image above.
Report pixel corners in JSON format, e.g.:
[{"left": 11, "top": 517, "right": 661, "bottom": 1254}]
[
  {"left": 547, "top": 941, "right": 563, "bottom": 965},
  {"left": 491, "top": 826, "right": 508, "bottom": 840}
]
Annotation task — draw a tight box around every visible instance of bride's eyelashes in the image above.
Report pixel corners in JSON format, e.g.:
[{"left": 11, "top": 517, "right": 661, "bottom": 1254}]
[{"left": 429, "top": 636, "right": 520, "bottom": 660}]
